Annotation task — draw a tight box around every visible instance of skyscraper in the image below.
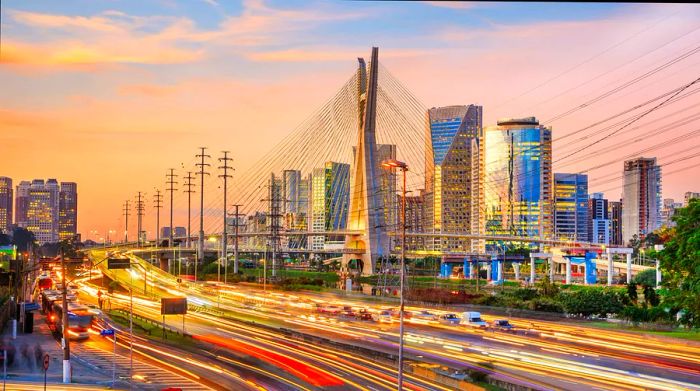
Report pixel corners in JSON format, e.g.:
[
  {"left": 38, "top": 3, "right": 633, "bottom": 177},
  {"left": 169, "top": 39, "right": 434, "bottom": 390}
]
[
  {"left": 310, "top": 162, "right": 350, "bottom": 250},
  {"left": 485, "top": 117, "right": 553, "bottom": 241},
  {"left": 0, "top": 177, "right": 12, "bottom": 234},
  {"left": 588, "top": 193, "right": 610, "bottom": 245},
  {"left": 14, "top": 181, "right": 30, "bottom": 228},
  {"left": 660, "top": 198, "right": 683, "bottom": 227},
  {"left": 425, "top": 105, "right": 484, "bottom": 253},
  {"left": 609, "top": 200, "right": 623, "bottom": 246},
  {"left": 554, "top": 173, "right": 589, "bottom": 242},
  {"left": 14, "top": 179, "right": 77, "bottom": 244},
  {"left": 622, "top": 157, "right": 661, "bottom": 243},
  {"left": 283, "top": 170, "right": 302, "bottom": 214},
  {"left": 58, "top": 182, "right": 78, "bottom": 240}
]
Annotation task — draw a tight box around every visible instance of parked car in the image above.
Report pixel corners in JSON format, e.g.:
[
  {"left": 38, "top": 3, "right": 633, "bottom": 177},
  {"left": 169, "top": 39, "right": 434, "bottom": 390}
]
[
  {"left": 491, "top": 319, "right": 514, "bottom": 331},
  {"left": 460, "top": 312, "right": 488, "bottom": 328},
  {"left": 438, "top": 313, "right": 461, "bottom": 326}
]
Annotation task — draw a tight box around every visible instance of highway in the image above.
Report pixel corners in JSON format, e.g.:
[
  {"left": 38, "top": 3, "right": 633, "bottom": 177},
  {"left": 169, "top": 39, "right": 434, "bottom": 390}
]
[{"left": 84, "top": 249, "right": 700, "bottom": 391}]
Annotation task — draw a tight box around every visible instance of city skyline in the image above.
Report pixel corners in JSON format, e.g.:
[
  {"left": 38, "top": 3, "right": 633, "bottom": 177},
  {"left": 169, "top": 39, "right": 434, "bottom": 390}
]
[{"left": 1, "top": 1, "right": 699, "bottom": 237}]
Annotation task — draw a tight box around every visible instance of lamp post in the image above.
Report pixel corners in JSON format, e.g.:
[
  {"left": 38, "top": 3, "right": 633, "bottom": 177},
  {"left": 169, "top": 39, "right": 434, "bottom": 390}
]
[{"left": 381, "top": 158, "right": 407, "bottom": 391}]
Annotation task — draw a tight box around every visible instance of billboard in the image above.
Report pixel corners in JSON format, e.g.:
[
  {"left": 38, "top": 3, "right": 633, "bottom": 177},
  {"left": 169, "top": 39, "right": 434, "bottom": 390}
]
[
  {"left": 161, "top": 298, "right": 187, "bottom": 315},
  {"left": 107, "top": 258, "right": 131, "bottom": 269}
]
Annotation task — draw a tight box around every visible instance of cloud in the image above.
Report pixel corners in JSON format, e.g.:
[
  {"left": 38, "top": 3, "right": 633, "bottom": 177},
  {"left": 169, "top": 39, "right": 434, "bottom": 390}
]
[
  {"left": 423, "top": 1, "right": 478, "bottom": 10},
  {"left": 245, "top": 47, "right": 431, "bottom": 63}
]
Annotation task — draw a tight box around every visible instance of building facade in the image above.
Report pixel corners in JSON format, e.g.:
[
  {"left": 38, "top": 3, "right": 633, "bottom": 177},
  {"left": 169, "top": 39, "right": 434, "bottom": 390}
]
[
  {"left": 0, "top": 177, "right": 12, "bottom": 234},
  {"left": 309, "top": 162, "right": 350, "bottom": 250},
  {"left": 401, "top": 189, "right": 426, "bottom": 252},
  {"left": 485, "top": 117, "right": 553, "bottom": 241},
  {"left": 684, "top": 192, "right": 699, "bottom": 207},
  {"left": 14, "top": 179, "right": 77, "bottom": 244},
  {"left": 588, "top": 193, "right": 610, "bottom": 245},
  {"left": 660, "top": 198, "right": 683, "bottom": 228},
  {"left": 609, "top": 200, "right": 623, "bottom": 246},
  {"left": 58, "top": 182, "right": 78, "bottom": 240},
  {"left": 425, "top": 105, "right": 484, "bottom": 253},
  {"left": 622, "top": 157, "right": 661, "bottom": 243},
  {"left": 553, "top": 173, "right": 589, "bottom": 242}
]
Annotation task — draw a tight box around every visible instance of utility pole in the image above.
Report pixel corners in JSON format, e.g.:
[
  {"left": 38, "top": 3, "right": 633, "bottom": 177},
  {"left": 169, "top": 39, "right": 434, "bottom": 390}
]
[
  {"left": 60, "top": 252, "right": 71, "bottom": 383},
  {"left": 219, "top": 151, "right": 233, "bottom": 283},
  {"left": 122, "top": 200, "right": 130, "bottom": 243},
  {"left": 136, "top": 192, "right": 145, "bottom": 247},
  {"left": 154, "top": 189, "right": 163, "bottom": 247},
  {"left": 183, "top": 172, "right": 196, "bottom": 249},
  {"left": 230, "top": 204, "right": 243, "bottom": 277},
  {"left": 166, "top": 169, "right": 178, "bottom": 248},
  {"left": 261, "top": 176, "right": 283, "bottom": 278},
  {"left": 195, "top": 147, "right": 211, "bottom": 281}
]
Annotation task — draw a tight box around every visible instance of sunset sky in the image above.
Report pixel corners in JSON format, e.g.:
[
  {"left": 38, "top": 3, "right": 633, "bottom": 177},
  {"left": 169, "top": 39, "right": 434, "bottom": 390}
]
[{"left": 1, "top": 1, "right": 699, "bottom": 240}]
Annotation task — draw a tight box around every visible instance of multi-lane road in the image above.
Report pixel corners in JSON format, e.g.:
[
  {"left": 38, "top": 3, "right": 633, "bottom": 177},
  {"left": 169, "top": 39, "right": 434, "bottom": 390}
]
[{"left": 81, "top": 249, "right": 700, "bottom": 391}]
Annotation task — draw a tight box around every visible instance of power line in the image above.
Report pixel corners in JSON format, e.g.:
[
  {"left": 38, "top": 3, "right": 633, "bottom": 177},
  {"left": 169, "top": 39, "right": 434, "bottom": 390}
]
[{"left": 195, "top": 147, "right": 211, "bottom": 281}]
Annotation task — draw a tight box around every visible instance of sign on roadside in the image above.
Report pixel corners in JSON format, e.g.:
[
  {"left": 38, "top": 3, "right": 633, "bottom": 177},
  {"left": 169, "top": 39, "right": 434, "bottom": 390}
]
[
  {"left": 161, "top": 298, "right": 187, "bottom": 315},
  {"left": 43, "top": 354, "right": 49, "bottom": 371},
  {"left": 107, "top": 258, "right": 131, "bottom": 269}
]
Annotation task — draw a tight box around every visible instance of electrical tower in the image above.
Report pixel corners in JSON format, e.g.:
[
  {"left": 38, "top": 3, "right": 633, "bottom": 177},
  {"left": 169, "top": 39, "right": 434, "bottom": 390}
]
[
  {"left": 218, "top": 151, "right": 233, "bottom": 283},
  {"left": 136, "top": 192, "right": 145, "bottom": 247},
  {"left": 154, "top": 189, "right": 163, "bottom": 247},
  {"left": 260, "top": 175, "right": 285, "bottom": 279},
  {"left": 166, "top": 169, "right": 178, "bottom": 248},
  {"left": 122, "top": 200, "right": 130, "bottom": 243},
  {"left": 183, "top": 171, "right": 196, "bottom": 248},
  {"left": 195, "top": 147, "right": 211, "bottom": 281}
]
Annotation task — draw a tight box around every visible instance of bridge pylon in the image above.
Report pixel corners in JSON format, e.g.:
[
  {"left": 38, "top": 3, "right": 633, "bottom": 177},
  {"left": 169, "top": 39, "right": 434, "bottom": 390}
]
[{"left": 342, "top": 47, "right": 389, "bottom": 276}]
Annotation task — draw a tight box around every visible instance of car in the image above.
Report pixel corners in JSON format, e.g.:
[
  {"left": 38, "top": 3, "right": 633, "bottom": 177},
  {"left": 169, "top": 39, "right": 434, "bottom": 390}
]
[
  {"left": 460, "top": 312, "right": 488, "bottom": 328},
  {"left": 491, "top": 319, "right": 514, "bottom": 331},
  {"left": 411, "top": 310, "right": 438, "bottom": 322},
  {"left": 318, "top": 305, "right": 341, "bottom": 315},
  {"left": 372, "top": 310, "right": 393, "bottom": 323},
  {"left": 438, "top": 313, "right": 460, "bottom": 326},
  {"left": 356, "top": 309, "right": 373, "bottom": 321},
  {"left": 340, "top": 306, "right": 357, "bottom": 317}
]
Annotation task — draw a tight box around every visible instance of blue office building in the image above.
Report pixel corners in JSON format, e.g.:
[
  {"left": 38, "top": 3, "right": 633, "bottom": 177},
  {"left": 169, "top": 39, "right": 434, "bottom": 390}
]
[{"left": 554, "top": 173, "right": 589, "bottom": 242}]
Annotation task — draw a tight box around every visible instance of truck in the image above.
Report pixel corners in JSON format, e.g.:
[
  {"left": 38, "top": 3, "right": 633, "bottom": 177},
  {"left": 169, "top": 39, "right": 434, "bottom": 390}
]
[{"left": 460, "top": 311, "right": 487, "bottom": 328}]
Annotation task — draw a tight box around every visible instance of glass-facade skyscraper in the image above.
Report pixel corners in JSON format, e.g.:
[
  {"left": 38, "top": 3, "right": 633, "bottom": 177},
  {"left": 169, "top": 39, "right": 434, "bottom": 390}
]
[
  {"left": 310, "top": 161, "right": 350, "bottom": 250},
  {"left": 553, "top": 173, "right": 588, "bottom": 242},
  {"left": 0, "top": 177, "right": 12, "bottom": 234},
  {"left": 425, "top": 105, "right": 484, "bottom": 253},
  {"left": 485, "top": 117, "right": 553, "bottom": 240}
]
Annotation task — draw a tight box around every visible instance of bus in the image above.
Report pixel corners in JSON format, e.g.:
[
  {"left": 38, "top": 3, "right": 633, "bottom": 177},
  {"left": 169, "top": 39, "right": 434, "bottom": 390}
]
[
  {"left": 48, "top": 301, "right": 94, "bottom": 341},
  {"left": 40, "top": 290, "right": 62, "bottom": 315}
]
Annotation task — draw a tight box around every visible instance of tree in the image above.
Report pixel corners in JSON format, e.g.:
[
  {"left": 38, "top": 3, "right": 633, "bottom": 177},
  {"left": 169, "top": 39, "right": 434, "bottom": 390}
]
[
  {"left": 633, "top": 269, "right": 656, "bottom": 287},
  {"left": 658, "top": 198, "right": 700, "bottom": 328},
  {"left": 11, "top": 228, "right": 35, "bottom": 252},
  {"left": 642, "top": 285, "right": 660, "bottom": 307},
  {"left": 626, "top": 282, "right": 638, "bottom": 304},
  {"left": 0, "top": 233, "right": 10, "bottom": 246}
]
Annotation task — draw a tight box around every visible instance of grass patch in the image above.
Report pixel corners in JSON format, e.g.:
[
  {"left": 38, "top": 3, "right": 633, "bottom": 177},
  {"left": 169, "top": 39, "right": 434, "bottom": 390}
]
[
  {"left": 583, "top": 321, "right": 700, "bottom": 341},
  {"left": 108, "top": 309, "right": 195, "bottom": 348}
]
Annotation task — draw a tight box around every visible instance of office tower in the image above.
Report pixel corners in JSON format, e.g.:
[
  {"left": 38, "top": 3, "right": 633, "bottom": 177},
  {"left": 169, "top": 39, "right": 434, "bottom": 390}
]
[
  {"left": 485, "top": 117, "right": 553, "bottom": 241},
  {"left": 588, "top": 193, "right": 610, "bottom": 245},
  {"left": 622, "top": 157, "right": 661, "bottom": 243},
  {"left": 23, "top": 179, "right": 60, "bottom": 244},
  {"left": 283, "top": 170, "right": 302, "bottom": 214},
  {"left": 14, "top": 181, "right": 30, "bottom": 228},
  {"left": 0, "top": 177, "right": 12, "bottom": 234},
  {"left": 310, "top": 162, "right": 350, "bottom": 250},
  {"left": 684, "top": 192, "right": 699, "bottom": 207},
  {"left": 609, "top": 200, "right": 623, "bottom": 246},
  {"left": 58, "top": 182, "right": 78, "bottom": 240},
  {"left": 425, "top": 105, "right": 484, "bottom": 253},
  {"left": 554, "top": 173, "right": 589, "bottom": 242},
  {"left": 401, "top": 189, "right": 426, "bottom": 251}
]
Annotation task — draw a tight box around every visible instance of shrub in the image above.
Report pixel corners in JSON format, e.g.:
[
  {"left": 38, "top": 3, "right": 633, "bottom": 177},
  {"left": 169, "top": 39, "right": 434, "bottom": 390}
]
[
  {"left": 510, "top": 288, "right": 539, "bottom": 301},
  {"left": 528, "top": 298, "right": 564, "bottom": 313},
  {"left": 558, "top": 287, "right": 625, "bottom": 318},
  {"left": 633, "top": 269, "right": 657, "bottom": 287},
  {"left": 468, "top": 369, "right": 489, "bottom": 383}
]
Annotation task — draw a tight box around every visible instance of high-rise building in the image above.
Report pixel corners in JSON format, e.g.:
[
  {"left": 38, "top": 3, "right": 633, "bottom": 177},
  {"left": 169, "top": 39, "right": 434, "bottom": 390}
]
[
  {"left": 425, "top": 105, "right": 484, "bottom": 253},
  {"left": 485, "top": 117, "right": 553, "bottom": 241},
  {"left": 309, "top": 162, "right": 350, "bottom": 250},
  {"left": 282, "top": 170, "right": 302, "bottom": 214},
  {"left": 660, "top": 198, "right": 683, "bottom": 227},
  {"left": 609, "top": 200, "right": 623, "bottom": 246},
  {"left": 14, "top": 181, "right": 30, "bottom": 228},
  {"left": 622, "top": 157, "right": 661, "bottom": 243},
  {"left": 58, "top": 182, "right": 78, "bottom": 240},
  {"left": 553, "top": 173, "right": 588, "bottom": 242},
  {"left": 401, "top": 189, "right": 426, "bottom": 251},
  {"left": 0, "top": 177, "right": 12, "bottom": 234},
  {"left": 588, "top": 193, "right": 610, "bottom": 245},
  {"left": 684, "top": 192, "right": 699, "bottom": 207},
  {"left": 14, "top": 179, "right": 77, "bottom": 244}
]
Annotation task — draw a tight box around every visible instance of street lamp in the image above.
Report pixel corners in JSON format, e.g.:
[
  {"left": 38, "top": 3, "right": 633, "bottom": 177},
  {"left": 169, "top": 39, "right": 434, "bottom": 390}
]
[{"left": 381, "top": 158, "right": 407, "bottom": 390}]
